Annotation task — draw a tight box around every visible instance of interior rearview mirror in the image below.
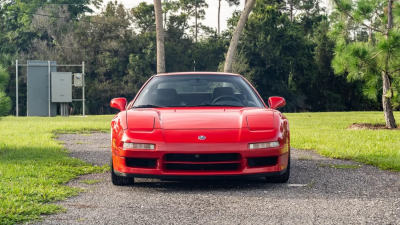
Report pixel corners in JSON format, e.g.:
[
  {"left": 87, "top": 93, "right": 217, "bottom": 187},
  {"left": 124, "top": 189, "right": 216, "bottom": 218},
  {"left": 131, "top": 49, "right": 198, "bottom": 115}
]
[{"left": 188, "top": 79, "right": 208, "bottom": 86}]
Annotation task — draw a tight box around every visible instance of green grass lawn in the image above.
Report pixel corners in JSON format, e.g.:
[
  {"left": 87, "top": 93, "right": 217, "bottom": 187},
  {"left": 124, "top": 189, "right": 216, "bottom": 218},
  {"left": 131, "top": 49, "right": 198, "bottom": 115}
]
[
  {"left": 0, "top": 112, "right": 399, "bottom": 224},
  {"left": 286, "top": 111, "right": 400, "bottom": 171},
  {"left": 0, "top": 116, "right": 113, "bottom": 224}
]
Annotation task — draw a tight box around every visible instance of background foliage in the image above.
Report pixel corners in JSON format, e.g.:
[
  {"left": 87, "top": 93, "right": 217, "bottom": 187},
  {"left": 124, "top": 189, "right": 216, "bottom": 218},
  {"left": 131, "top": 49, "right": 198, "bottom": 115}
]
[
  {"left": 0, "top": 0, "right": 395, "bottom": 115},
  {"left": 0, "top": 66, "right": 11, "bottom": 116}
]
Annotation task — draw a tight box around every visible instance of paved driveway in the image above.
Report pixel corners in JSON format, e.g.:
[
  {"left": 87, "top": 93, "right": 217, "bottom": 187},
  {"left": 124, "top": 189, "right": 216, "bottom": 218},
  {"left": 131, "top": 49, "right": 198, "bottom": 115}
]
[{"left": 36, "top": 133, "right": 400, "bottom": 224}]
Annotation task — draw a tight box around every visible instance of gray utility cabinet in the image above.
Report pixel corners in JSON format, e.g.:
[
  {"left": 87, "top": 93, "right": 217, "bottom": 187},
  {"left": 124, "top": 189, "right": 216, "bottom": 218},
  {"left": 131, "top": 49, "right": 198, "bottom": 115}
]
[
  {"left": 27, "top": 60, "right": 57, "bottom": 117},
  {"left": 51, "top": 72, "right": 72, "bottom": 102}
]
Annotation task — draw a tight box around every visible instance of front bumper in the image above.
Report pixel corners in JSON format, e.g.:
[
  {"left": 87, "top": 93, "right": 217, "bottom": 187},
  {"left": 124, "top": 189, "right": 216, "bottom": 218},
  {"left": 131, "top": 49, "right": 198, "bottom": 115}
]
[
  {"left": 112, "top": 144, "right": 289, "bottom": 178},
  {"left": 114, "top": 169, "right": 287, "bottom": 179}
]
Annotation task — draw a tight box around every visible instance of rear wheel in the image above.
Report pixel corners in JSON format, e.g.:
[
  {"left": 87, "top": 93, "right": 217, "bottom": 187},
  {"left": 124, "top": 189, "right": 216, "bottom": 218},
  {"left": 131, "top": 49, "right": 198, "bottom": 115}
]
[
  {"left": 266, "top": 153, "right": 290, "bottom": 183},
  {"left": 111, "top": 157, "right": 134, "bottom": 185}
]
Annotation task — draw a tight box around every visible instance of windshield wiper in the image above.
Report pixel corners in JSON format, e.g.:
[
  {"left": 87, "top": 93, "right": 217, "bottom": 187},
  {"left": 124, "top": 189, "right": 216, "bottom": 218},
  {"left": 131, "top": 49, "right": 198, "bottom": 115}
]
[
  {"left": 132, "top": 104, "right": 166, "bottom": 108},
  {"left": 214, "top": 104, "right": 242, "bottom": 107},
  {"left": 195, "top": 104, "right": 242, "bottom": 107}
]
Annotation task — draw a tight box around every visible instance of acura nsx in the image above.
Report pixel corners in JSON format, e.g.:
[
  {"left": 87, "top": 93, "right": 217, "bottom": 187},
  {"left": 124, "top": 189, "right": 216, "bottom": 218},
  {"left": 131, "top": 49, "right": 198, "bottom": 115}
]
[{"left": 110, "top": 72, "right": 290, "bottom": 185}]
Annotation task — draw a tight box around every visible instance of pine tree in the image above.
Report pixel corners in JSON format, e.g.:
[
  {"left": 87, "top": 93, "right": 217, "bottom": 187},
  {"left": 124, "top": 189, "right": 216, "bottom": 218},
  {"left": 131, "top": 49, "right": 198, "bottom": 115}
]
[{"left": 331, "top": 0, "right": 399, "bottom": 128}]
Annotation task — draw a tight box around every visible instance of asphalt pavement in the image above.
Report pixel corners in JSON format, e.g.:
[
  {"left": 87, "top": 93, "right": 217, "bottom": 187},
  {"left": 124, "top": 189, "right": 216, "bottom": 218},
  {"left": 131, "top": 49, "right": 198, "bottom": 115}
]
[{"left": 35, "top": 133, "right": 400, "bottom": 225}]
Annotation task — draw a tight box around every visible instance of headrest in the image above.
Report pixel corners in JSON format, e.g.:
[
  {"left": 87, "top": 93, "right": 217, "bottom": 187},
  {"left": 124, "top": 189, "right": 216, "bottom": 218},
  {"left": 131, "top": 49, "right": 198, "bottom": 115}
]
[
  {"left": 156, "top": 88, "right": 178, "bottom": 101},
  {"left": 212, "top": 87, "right": 235, "bottom": 101}
]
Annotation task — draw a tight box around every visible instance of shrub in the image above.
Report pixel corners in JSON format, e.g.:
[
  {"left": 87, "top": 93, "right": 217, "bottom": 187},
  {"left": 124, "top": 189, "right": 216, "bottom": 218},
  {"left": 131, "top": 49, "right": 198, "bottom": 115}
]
[{"left": 0, "top": 66, "right": 11, "bottom": 116}]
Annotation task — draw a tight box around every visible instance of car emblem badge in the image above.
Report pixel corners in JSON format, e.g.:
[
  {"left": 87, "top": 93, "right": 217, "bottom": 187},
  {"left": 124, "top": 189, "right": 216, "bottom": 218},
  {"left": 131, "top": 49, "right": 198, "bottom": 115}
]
[{"left": 198, "top": 135, "right": 206, "bottom": 140}]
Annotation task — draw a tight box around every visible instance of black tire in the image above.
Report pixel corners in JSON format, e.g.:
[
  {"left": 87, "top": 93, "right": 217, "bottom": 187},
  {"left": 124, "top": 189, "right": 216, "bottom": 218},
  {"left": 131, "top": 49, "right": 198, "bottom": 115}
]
[
  {"left": 111, "top": 158, "right": 134, "bottom": 186},
  {"left": 266, "top": 153, "right": 290, "bottom": 183}
]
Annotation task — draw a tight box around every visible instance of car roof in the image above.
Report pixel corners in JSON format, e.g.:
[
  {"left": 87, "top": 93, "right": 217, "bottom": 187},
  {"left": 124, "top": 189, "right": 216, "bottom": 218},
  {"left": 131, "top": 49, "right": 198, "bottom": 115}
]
[{"left": 153, "top": 72, "right": 241, "bottom": 77}]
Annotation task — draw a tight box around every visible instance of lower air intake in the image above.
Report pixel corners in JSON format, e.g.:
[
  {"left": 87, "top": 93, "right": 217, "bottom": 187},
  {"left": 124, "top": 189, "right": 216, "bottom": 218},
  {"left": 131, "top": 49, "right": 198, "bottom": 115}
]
[
  {"left": 125, "top": 158, "right": 157, "bottom": 168},
  {"left": 247, "top": 156, "right": 278, "bottom": 168},
  {"left": 165, "top": 163, "right": 239, "bottom": 171}
]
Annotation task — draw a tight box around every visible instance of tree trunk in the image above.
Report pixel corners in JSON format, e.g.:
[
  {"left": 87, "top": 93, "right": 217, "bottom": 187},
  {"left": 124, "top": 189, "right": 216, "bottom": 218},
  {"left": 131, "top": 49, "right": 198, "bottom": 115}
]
[
  {"left": 382, "top": 71, "right": 397, "bottom": 128},
  {"left": 381, "top": 0, "right": 397, "bottom": 128},
  {"left": 368, "top": 28, "right": 372, "bottom": 42},
  {"left": 224, "top": 0, "right": 256, "bottom": 73},
  {"left": 195, "top": 0, "right": 198, "bottom": 43},
  {"left": 388, "top": 0, "right": 393, "bottom": 30},
  {"left": 218, "top": 0, "right": 221, "bottom": 35},
  {"left": 163, "top": 0, "right": 167, "bottom": 30},
  {"left": 154, "top": 0, "right": 165, "bottom": 73},
  {"left": 289, "top": 0, "right": 293, "bottom": 22}
]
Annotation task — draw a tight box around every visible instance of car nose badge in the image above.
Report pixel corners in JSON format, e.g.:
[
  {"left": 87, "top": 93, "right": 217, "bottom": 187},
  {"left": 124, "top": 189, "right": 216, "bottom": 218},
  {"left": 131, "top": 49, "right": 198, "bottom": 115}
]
[{"left": 198, "top": 135, "right": 206, "bottom": 140}]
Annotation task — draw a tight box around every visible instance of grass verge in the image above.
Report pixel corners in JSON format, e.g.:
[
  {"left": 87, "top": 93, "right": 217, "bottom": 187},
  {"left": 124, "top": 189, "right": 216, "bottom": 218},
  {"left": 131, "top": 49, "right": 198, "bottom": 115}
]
[
  {"left": 286, "top": 112, "right": 400, "bottom": 171},
  {"left": 79, "top": 179, "right": 103, "bottom": 185},
  {"left": 0, "top": 116, "right": 113, "bottom": 224}
]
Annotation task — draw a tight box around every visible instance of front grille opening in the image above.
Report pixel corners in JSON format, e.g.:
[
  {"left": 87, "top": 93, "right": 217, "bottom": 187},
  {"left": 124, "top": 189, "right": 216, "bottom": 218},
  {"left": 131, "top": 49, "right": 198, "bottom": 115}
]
[
  {"left": 165, "top": 153, "right": 240, "bottom": 162},
  {"left": 125, "top": 158, "right": 157, "bottom": 168},
  {"left": 165, "top": 163, "right": 239, "bottom": 171},
  {"left": 247, "top": 156, "right": 278, "bottom": 168}
]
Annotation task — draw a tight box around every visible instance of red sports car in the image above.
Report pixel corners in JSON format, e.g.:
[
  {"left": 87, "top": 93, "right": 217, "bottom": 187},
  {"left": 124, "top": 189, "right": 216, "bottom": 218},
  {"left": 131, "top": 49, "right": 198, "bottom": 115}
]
[{"left": 110, "top": 72, "right": 290, "bottom": 185}]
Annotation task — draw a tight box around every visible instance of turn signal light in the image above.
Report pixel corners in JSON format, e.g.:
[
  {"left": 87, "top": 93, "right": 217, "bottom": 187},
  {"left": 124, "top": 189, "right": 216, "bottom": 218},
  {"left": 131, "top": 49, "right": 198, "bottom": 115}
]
[
  {"left": 123, "top": 142, "right": 155, "bottom": 150},
  {"left": 248, "top": 141, "right": 280, "bottom": 149}
]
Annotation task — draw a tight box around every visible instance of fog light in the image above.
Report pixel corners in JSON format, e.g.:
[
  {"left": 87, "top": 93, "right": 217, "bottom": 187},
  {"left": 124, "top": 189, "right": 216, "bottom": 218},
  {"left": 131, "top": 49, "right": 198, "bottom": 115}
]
[
  {"left": 248, "top": 141, "right": 280, "bottom": 149},
  {"left": 123, "top": 142, "right": 155, "bottom": 150}
]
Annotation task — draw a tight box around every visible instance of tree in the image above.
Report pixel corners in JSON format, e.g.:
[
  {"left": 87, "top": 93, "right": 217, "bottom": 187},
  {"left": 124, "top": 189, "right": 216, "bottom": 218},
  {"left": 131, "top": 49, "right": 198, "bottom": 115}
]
[
  {"left": 0, "top": 0, "right": 102, "bottom": 55},
  {"left": 1, "top": 0, "right": 103, "bottom": 115},
  {"left": 217, "top": 0, "right": 240, "bottom": 35},
  {"left": 331, "top": 0, "right": 398, "bottom": 128},
  {"left": 237, "top": 3, "right": 309, "bottom": 111},
  {"left": 24, "top": 5, "right": 82, "bottom": 63},
  {"left": 226, "top": 0, "right": 363, "bottom": 112},
  {"left": 224, "top": 0, "right": 256, "bottom": 73},
  {"left": 154, "top": 0, "right": 165, "bottom": 73},
  {"left": 19, "top": 1, "right": 139, "bottom": 115},
  {"left": 77, "top": 1, "right": 138, "bottom": 114},
  {"left": 131, "top": 2, "right": 156, "bottom": 33}
]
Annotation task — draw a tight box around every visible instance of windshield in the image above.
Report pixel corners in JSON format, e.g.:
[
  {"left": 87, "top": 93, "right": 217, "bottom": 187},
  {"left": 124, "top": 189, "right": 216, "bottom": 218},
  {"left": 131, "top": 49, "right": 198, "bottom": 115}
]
[{"left": 132, "top": 75, "right": 265, "bottom": 108}]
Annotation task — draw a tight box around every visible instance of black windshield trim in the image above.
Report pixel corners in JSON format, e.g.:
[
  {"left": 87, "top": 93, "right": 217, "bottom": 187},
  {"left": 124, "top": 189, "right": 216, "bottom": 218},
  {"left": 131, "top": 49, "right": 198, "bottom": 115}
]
[{"left": 132, "top": 104, "right": 167, "bottom": 108}]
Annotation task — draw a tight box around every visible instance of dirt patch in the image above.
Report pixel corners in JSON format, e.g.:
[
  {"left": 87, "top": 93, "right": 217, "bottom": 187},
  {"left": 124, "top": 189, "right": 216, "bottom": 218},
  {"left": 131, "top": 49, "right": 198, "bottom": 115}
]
[{"left": 347, "top": 123, "right": 399, "bottom": 130}]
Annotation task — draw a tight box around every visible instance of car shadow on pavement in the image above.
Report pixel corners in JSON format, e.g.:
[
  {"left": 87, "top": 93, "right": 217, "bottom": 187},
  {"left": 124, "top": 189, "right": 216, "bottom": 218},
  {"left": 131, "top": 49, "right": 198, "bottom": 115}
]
[{"left": 130, "top": 177, "right": 272, "bottom": 191}]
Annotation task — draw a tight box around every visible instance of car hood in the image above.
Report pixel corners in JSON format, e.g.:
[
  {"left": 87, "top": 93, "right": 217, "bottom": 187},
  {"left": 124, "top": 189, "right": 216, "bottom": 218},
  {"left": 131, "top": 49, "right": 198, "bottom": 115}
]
[
  {"left": 162, "top": 109, "right": 244, "bottom": 129},
  {"left": 125, "top": 107, "right": 275, "bottom": 131},
  {"left": 122, "top": 108, "right": 279, "bottom": 143}
]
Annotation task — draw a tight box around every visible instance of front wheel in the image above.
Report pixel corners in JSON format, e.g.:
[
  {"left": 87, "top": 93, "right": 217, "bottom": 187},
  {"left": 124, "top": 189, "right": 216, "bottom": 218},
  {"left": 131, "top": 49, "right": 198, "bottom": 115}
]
[
  {"left": 266, "top": 154, "right": 290, "bottom": 183},
  {"left": 111, "top": 157, "right": 134, "bottom": 185}
]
